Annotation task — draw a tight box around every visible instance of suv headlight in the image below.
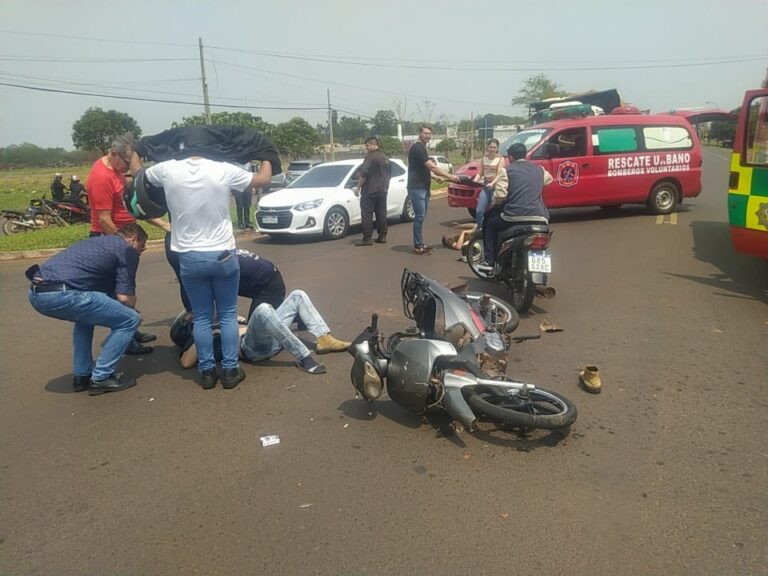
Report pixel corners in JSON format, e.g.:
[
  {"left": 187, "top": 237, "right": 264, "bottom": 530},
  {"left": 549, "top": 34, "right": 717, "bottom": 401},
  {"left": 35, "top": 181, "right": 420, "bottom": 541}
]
[{"left": 294, "top": 199, "right": 322, "bottom": 211}]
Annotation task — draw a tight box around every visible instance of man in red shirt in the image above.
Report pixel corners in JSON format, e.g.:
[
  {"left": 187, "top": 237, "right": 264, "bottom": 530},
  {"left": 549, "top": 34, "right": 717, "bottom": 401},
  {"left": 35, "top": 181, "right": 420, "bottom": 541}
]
[{"left": 86, "top": 133, "right": 170, "bottom": 353}]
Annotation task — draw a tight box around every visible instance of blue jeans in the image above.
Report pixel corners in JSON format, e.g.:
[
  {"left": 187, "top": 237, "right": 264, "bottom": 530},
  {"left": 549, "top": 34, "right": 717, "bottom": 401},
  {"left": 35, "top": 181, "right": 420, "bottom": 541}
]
[
  {"left": 179, "top": 250, "right": 240, "bottom": 372},
  {"left": 240, "top": 290, "right": 330, "bottom": 362},
  {"left": 407, "top": 188, "right": 430, "bottom": 248},
  {"left": 28, "top": 289, "right": 140, "bottom": 381},
  {"left": 475, "top": 187, "right": 493, "bottom": 229}
]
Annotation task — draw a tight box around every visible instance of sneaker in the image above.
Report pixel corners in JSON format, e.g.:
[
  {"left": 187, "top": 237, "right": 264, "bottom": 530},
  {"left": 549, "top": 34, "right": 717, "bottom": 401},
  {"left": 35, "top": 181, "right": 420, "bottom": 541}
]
[
  {"left": 88, "top": 373, "right": 137, "bottom": 396},
  {"left": 200, "top": 368, "right": 218, "bottom": 390},
  {"left": 476, "top": 262, "right": 495, "bottom": 276},
  {"left": 125, "top": 340, "right": 153, "bottom": 355},
  {"left": 316, "top": 333, "right": 351, "bottom": 354},
  {"left": 413, "top": 246, "right": 432, "bottom": 255},
  {"left": 135, "top": 331, "right": 157, "bottom": 344},
  {"left": 73, "top": 374, "right": 91, "bottom": 393},
  {"left": 221, "top": 366, "right": 245, "bottom": 389},
  {"left": 355, "top": 238, "right": 373, "bottom": 246},
  {"left": 296, "top": 355, "right": 327, "bottom": 374}
]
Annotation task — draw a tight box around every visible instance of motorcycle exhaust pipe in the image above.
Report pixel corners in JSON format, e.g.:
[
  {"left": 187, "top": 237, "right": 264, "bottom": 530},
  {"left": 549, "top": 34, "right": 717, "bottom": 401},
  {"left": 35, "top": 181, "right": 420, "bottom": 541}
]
[
  {"left": 441, "top": 387, "right": 478, "bottom": 432},
  {"left": 535, "top": 285, "right": 556, "bottom": 299}
]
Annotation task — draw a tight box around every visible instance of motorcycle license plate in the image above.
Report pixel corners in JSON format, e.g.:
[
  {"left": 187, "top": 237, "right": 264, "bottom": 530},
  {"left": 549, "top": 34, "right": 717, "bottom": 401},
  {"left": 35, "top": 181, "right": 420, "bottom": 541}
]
[
  {"left": 528, "top": 251, "right": 551, "bottom": 273},
  {"left": 262, "top": 215, "right": 278, "bottom": 224}
]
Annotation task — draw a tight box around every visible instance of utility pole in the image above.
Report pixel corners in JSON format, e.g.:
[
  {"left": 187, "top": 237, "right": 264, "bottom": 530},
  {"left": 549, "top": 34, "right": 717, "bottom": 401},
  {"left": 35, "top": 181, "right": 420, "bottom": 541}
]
[
  {"left": 469, "top": 111, "right": 475, "bottom": 160},
  {"left": 327, "top": 89, "right": 335, "bottom": 161},
  {"left": 198, "top": 37, "right": 211, "bottom": 124}
]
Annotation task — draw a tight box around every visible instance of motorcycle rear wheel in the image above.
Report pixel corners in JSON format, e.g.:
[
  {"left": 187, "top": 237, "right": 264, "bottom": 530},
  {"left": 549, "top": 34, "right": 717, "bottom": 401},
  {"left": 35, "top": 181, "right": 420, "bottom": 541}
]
[
  {"left": 466, "top": 386, "right": 577, "bottom": 430},
  {"left": 3, "top": 219, "right": 29, "bottom": 235},
  {"left": 509, "top": 257, "right": 535, "bottom": 313},
  {"left": 456, "top": 291, "right": 518, "bottom": 334}
]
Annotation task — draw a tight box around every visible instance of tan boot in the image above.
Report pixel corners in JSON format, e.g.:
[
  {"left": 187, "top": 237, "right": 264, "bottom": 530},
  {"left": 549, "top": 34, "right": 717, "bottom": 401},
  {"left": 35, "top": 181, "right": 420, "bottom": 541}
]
[
  {"left": 579, "top": 365, "right": 602, "bottom": 394},
  {"left": 316, "top": 333, "right": 351, "bottom": 354}
]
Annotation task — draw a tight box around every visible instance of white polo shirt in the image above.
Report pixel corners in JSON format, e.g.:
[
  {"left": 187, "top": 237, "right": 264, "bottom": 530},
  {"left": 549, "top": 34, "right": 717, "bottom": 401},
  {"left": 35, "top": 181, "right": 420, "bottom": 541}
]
[{"left": 146, "top": 158, "right": 252, "bottom": 252}]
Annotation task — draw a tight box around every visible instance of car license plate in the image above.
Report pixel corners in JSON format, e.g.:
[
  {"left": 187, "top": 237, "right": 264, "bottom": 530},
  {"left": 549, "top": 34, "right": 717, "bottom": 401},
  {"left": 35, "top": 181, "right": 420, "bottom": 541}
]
[
  {"left": 262, "top": 215, "right": 278, "bottom": 224},
  {"left": 528, "top": 251, "right": 551, "bottom": 273}
]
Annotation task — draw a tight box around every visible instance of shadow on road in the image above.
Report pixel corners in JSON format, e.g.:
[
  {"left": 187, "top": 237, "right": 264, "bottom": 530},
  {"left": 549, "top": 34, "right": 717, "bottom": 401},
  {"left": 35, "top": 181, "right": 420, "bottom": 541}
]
[{"left": 675, "top": 220, "right": 768, "bottom": 302}]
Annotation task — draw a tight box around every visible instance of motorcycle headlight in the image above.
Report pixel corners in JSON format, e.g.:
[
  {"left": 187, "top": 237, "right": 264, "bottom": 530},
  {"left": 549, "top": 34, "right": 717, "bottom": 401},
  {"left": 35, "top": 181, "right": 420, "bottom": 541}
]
[{"left": 294, "top": 199, "right": 322, "bottom": 211}]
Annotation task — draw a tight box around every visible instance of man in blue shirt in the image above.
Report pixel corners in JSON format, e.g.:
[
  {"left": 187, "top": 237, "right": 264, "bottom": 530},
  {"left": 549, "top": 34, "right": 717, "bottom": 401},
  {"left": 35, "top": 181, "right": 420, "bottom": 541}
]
[{"left": 26, "top": 224, "right": 148, "bottom": 395}]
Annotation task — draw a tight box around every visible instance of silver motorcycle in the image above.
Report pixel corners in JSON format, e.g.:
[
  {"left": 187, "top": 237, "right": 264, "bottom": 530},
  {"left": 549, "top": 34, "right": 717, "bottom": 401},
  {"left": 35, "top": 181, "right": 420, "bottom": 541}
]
[{"left": 349, "top": 269, "right": 577, "bottom": 433}]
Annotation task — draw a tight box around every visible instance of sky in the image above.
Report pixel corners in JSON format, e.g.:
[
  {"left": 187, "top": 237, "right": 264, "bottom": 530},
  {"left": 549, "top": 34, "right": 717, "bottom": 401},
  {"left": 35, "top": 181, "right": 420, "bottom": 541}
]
[{"left": 1, "top": 0, "right": 766, "bottom": 149}]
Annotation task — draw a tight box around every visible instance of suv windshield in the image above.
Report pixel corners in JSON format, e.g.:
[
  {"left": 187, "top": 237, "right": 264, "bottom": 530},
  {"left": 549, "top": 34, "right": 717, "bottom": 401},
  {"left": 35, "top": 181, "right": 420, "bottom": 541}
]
[
  {"left": 499, "top": 128, "right": 551, "bottom": 155},
  {"left": 288, "top": 164, "right": 352, "bottom": 188}
]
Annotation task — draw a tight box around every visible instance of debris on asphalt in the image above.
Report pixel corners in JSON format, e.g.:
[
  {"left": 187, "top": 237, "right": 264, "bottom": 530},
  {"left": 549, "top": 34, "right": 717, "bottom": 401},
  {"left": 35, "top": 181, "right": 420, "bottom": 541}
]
[
  {"left": 540, "top": 319, "right": 563, "bottom": 333},
  {"left": 343, "top": 423, "right": 349, "bottom": 429},
  {"left": 500, "top": 513, "right": 509, "bottom": 519},
  {"left": 149, "top": 397, "right": 155, "bottom": 402},
  {"left": 299, "top": 503, "right": 313, "bottom": 509},
  {"left": 259, "top": 435, "right": 280, "bottom": 447}
]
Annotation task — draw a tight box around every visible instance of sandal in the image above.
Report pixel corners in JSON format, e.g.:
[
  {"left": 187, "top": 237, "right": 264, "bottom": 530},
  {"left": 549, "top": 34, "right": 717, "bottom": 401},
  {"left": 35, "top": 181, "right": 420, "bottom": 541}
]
[{"left": 413, "top": 246, "right": 432, "bottom": 255}]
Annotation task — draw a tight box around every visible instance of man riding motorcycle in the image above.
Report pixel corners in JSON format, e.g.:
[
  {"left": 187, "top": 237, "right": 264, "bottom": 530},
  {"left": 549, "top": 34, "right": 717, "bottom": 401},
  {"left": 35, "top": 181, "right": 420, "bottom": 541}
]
[{"left": 478, "top": 143, "right": 553, "bottom": 275}]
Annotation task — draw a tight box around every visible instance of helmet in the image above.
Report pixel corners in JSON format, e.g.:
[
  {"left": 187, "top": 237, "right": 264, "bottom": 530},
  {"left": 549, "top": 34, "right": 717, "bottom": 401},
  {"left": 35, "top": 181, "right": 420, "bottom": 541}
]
[
  {"left": 170, "top": 310, "right": 194, "bottom": 348},
  {"left": 122, "top": 167, "right": 167, "bottom": 219},
  {"left": 54, "top": 172, "right": 62, "bottom": 178},
  {"left": 71, "top": 175, "right": 79, "bottom": 181}
]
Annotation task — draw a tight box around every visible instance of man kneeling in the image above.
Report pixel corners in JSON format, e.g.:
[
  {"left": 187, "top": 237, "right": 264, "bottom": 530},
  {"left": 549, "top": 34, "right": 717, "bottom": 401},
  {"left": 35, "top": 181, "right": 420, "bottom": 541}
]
[{"left": 180, "top": 290, "right": 349, "bottom": 378}]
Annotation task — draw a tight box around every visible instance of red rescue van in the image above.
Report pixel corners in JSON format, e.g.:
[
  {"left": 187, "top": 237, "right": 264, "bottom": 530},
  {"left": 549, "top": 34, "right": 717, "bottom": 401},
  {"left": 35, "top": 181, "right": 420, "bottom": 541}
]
[{"left": 448, "top": 113, "right": 704, "bottom": 215}]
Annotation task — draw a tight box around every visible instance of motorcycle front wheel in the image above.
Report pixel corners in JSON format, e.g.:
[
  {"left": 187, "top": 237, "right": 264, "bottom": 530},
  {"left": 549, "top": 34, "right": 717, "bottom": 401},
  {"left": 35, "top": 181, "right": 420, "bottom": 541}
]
[
  {"left": 466, "top": 237, "right": 491, "bottom": 279},
  {"left": 465, "top": 386, "right": 577, "bottom": 430}
]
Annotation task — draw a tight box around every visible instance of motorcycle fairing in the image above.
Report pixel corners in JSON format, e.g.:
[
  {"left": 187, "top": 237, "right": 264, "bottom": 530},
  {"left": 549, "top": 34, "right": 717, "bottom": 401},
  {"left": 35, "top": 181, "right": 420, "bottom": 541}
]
[{"left": 386, "top": 339, "right": 457, "bottom": 412}]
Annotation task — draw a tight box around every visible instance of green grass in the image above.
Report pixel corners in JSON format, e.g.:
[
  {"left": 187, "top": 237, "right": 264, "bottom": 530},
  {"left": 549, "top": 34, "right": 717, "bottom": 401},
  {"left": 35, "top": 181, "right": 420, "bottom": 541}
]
[{"left": 0, "top": 221, "right": 167, "bottom": 252}]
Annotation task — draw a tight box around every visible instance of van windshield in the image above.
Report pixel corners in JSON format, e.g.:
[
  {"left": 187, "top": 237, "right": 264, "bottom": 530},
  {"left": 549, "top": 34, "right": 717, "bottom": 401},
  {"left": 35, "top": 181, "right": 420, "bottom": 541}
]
[{"left": 500, "top": 128, "right": 551, "bottom": 155}]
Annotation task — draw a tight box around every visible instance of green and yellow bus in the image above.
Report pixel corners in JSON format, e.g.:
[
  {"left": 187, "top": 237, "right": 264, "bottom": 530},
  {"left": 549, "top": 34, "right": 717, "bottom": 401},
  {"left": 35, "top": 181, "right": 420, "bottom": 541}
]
[{"left": 728, "top": 87, "right": 768, "bottom": 259}]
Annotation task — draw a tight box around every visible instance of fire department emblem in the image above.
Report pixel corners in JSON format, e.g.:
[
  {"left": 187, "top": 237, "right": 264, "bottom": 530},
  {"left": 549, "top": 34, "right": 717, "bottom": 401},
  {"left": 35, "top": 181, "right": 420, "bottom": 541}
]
[
  {"left": 757, "top": 202, "right": 768, "bottom": 229},
  {"left": 557, "top": 161, "right": 579, "bottom": 188}
]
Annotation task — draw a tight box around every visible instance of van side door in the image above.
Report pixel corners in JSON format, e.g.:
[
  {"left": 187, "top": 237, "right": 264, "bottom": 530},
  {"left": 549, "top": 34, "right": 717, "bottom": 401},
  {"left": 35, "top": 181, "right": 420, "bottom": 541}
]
[
  {"left": 530, "top": 126, "right": 594, "bottom": 208},
  {"left": 588, "top": 125, "right": 646, "bottom": 203}
]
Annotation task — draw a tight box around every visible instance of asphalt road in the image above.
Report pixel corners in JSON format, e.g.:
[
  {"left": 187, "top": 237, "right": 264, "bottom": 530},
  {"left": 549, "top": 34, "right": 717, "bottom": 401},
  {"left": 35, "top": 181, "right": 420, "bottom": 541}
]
[{"left": 1, "top": 147, "right": 766, "bottom": 576}]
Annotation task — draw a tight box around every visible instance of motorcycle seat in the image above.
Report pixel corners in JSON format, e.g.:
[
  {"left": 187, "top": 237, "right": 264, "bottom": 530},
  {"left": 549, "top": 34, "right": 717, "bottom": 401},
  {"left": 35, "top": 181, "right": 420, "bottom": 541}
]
[{"left": 498, "top": 223, "right": 550, "bottom": 243}]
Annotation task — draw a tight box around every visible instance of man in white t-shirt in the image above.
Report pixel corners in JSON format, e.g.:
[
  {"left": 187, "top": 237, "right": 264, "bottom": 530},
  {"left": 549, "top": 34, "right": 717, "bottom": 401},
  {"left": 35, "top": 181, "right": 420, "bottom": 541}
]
[{"left": 146, "top": 157, "right": 272, "bottom": 390}]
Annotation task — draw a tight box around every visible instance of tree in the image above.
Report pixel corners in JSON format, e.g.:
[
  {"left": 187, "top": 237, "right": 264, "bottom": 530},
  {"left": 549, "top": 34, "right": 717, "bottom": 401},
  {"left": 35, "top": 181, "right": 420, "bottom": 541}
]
[
  {"left": 271, "top": 117, "right": 321, "bottom": 159},
  {"left": 371, "top": 110, "right": 397, "bottom": 136},
  {"left": 378, "top": 136, "right": 404, "bottom": 157},
  {"left": 71, "top": 107, "right": 141, "bottom": 154},
  {"left": 172, "top": 111, "right": 274, "bottom": 136},
  {"left": 335, "top": 116, "right": 369, "bottom": 144},
  {"left": 511, "top": 74, "right": 569, "bottom": 107},
  {"left": 435, "top": 138, "right": 457, "bottom": 153}
]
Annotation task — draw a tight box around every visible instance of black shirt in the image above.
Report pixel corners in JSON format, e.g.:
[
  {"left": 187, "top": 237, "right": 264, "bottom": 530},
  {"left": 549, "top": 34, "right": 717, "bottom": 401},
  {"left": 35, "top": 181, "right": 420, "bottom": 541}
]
[
  {"left": 51, "top": 179, "right": 66, "bottom": 201},
  {"left": 359, "top": 151, "right": 390, "bottom": 195},
  {"left": 407, "top": 141, "right": 431, "bottom": 191},
  {"left": 237, "top": 249, "right": 276, "bottom": 297}
]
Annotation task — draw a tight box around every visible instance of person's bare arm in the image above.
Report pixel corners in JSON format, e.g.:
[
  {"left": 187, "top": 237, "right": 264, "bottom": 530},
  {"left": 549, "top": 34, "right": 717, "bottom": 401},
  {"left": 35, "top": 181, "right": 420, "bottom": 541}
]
[
  {"left": 146, "top": 217, "right": 171, "bottom": 232},
  {"left": 180, "top": 344, "right": 198, "bottom": 369},
  {"left": 542, "top": 167, "right": 554, "bottom": 186},
  {"left": 97, "top": 210, "right": 118, "bottom": 234},
  {"left": 426, "top": 159, "right": 459, "bottom": 182},
  {"left": 249, "top": 160, "right": 273, "bottom": 189}
]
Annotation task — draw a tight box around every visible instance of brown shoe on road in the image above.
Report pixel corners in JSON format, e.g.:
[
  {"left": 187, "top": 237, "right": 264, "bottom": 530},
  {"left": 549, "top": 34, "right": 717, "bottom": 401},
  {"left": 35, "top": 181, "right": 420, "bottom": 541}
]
[{"left": 316, "top": 333, "right": 351, "bottom": 354}]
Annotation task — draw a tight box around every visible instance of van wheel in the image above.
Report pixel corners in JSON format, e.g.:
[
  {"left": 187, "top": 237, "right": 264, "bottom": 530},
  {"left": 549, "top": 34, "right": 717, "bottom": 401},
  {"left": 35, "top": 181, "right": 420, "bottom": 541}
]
[{"left": 647, "top": 182, "right": 679, "bottom": 214}]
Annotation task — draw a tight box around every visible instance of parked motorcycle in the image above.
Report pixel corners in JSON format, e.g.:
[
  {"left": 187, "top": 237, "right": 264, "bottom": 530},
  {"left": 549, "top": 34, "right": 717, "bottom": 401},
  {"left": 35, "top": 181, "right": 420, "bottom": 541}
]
[
  {"left": 348, "top": 269, "right": 576, "bottom": 433},
  {"left": 1, "top": 195, "right": 68, "bottom": 235},
  {"left": 45, "top": 197, "right": 90, "bottom": 224},
  {"left": 464, "top": 222, "right": 554, "bottom": 313}
]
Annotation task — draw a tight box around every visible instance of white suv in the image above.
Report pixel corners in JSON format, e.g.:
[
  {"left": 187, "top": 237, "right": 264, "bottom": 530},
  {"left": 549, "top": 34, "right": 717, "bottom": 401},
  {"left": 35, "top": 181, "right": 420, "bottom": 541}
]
[{"left": 428, "top": 155, "right": 453, "bottom": 174}]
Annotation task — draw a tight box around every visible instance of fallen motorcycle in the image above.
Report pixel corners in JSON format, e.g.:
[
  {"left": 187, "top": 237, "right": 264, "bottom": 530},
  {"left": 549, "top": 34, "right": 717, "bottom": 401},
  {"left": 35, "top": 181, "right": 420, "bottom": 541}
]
[
  {"left": 348, "top": 269, "right": 576, "bottom": 433},
  {"left": 1, "top": 195, "right": 68, "bottom": 235}
]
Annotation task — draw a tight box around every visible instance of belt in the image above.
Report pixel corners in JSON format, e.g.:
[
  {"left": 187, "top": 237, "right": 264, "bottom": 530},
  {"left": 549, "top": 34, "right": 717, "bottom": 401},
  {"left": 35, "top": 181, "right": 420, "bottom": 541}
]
[{"left": 31, "top": 282, "right": 71, "bottom": 293}]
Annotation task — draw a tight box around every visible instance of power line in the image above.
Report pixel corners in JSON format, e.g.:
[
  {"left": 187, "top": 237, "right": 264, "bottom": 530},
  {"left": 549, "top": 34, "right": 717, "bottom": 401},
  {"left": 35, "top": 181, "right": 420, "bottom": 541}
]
[{"left": 0, "top": 81, "right": 327, "bottom": 111}]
